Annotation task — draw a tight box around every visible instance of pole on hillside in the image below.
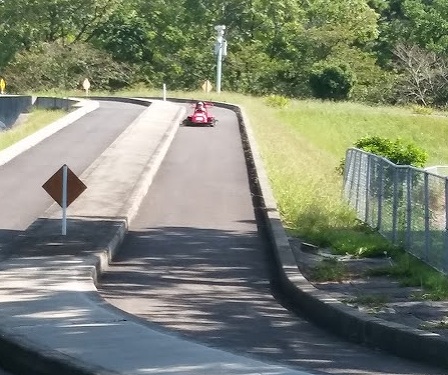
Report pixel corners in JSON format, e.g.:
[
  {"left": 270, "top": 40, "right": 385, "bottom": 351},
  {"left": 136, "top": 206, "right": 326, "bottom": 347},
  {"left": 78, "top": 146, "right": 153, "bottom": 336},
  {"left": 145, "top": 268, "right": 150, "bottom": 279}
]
[{"left": 214, "top": 25, "right": 227, "bottom": 94}]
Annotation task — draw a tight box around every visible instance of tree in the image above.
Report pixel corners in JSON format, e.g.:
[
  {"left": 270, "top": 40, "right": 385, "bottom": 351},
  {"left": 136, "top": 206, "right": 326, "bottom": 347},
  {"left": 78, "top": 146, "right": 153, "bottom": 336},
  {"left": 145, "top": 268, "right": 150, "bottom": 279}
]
[
  {"left": 4, "top": 41, "right": 131, "bottom": 92},
  {"left": 271, "top": 0, "right": 380, "bottom": 97},
  {"left": 309, "top": 64, "right": 356, "bottom": 100},
  {"left": 401, "top": 0, "right": 448, "bottom": 53},
  {"left": 0, "top": 0, "right": 398, "bottom": 97},
  {"left": 392, "top": 42, "right": 448, "bottom": 106},
  {"left": 0, "top": 0, "right": 124, "bottom": 68},
  {"left": 92, "top": 9, "right": 152, "bottom": 63}
]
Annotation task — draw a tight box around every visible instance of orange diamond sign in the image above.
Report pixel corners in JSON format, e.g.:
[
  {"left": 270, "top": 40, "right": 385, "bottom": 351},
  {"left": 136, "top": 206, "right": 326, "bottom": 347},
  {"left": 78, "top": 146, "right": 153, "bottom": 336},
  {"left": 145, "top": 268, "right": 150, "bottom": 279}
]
[{"left": 42, "top": 165, "right": 87, "bottom": 207}]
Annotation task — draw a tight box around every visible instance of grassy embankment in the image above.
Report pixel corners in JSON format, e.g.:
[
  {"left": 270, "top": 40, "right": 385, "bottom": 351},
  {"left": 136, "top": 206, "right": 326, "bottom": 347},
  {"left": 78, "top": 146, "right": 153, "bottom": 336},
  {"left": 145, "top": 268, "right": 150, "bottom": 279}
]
[
  {"left": 11, "top": 89, "right": 448, "bottom": 297},
  {"left": 0, "top": 109, "right": 66, "bottom": 151}
]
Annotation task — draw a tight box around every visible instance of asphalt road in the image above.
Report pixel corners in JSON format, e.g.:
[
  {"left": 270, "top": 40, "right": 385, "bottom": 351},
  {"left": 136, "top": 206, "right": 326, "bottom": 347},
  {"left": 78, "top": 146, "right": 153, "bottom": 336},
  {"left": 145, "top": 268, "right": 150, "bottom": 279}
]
[
  {"left": 0, "top": 100, "right": 146, "bottom": 256},
  {"left": 0, "top": 99, "right": 147, "bottom": 375},
  {"left": 98, "top": 105, "right": 446, "bottom": 375}
]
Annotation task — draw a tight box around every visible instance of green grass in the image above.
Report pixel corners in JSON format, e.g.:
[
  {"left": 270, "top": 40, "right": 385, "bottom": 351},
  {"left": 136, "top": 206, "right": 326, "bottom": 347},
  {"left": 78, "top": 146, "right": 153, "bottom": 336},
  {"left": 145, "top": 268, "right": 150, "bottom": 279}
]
[
  {"left": 344, "top": 294, "right": 389, "bottom": 307},
  {"left": 0, "top": 109, "right": 67, "bottom": 151},
  {"left": 367, "top": 252, "right": 448, "bottom": 300},
  {"left": 310, "top": 257, "right": 348, "bottom": 282},
  {"left": 420, "top": 317, "right": 448, "bottom": 330}
]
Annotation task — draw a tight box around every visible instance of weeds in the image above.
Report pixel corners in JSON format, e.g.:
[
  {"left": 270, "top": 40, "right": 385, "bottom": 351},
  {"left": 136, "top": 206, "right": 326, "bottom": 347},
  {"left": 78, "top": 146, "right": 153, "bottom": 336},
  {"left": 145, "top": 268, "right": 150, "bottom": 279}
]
[
  {"left": 310, "top": 258, "right": 348, "bottom": 282},
  {"left": 344, "top": 294, "right": 389, "bottom": 307},
  {"left": 264, "top": 94, "right": 289, "bottom": 108},
  {"left": 411, "top": 105, "right": 433, "bottom": 115},
  {"left": 367, "top": 252, "right": 448, "bottom": 300},
  {"left": 420, "top": 318, "right": 448, "bottom": 330}
]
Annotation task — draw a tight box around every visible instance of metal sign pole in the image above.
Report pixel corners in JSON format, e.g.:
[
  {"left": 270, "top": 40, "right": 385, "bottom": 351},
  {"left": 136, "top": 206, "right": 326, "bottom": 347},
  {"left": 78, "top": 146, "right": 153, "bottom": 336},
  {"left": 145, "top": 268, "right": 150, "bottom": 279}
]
[
  {"left": 42, "top": 164, "right": 87, "bottom": 236},
  {"left": 62, "top": 164, "right": 68, "bottom": 235},
  {"left": 214, "top": 25, "right": 226, "bottom": 94}
]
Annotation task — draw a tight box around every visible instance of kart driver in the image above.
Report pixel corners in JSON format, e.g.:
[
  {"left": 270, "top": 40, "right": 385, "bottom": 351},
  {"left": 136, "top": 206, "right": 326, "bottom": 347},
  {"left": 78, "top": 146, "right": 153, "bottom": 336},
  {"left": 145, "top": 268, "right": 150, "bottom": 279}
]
[{"left": 195, "top": 101, "right": 206, "bottom": 112}]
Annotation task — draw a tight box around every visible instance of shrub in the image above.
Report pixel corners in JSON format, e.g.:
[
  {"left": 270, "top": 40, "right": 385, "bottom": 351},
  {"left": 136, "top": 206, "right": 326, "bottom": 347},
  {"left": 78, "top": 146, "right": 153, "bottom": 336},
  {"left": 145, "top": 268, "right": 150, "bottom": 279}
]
[
  {"left": 4, "top": 41, "right": 133, "bottom": 92},
  {"left": 264, "top": 94, "right": 290, "bottom": 108},
  {"left": 309, "top": 64, "right": 356, "bottom": 101},
  {"left": 354, "top": 136, "right": 428, "bottom": 167},
  {"left": 337, "top": 136, "right": 428, "bottom": 176},
  {"left": 411, "top": 105, "right": 433, "bottom": 115}
]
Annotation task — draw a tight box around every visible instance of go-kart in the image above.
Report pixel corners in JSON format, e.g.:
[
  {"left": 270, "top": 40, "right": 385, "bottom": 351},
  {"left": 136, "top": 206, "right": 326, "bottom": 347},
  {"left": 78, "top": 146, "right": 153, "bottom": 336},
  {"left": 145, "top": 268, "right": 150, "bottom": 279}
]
[{"left": 182, "top": 102, "right": 217, "bottom": 127}]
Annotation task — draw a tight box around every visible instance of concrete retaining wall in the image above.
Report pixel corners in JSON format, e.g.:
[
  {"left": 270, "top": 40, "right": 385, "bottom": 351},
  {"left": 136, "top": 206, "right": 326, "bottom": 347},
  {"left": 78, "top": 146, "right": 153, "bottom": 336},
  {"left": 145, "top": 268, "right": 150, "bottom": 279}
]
[
  {"left": 0, "top": 95, "right": 33, "bottom": 129},
  {"left": 33, "top": 97, "right": 78, "bottom": 111},
  {"left": 0, "top": 96, "right": 84, "bottom": 131}
]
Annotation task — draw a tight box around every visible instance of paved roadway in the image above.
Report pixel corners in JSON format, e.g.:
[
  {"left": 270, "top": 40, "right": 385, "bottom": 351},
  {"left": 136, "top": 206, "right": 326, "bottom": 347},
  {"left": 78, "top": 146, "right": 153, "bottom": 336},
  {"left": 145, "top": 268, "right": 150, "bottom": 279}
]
[
  {"left": 0, "top": 100, "right": 145, "bottom": 254},
  {"left": 98, "top": 104, "right": 445, "bottom": 375},
  {"left": 0, "top": 100, "right": 146, "bottom": 375}
]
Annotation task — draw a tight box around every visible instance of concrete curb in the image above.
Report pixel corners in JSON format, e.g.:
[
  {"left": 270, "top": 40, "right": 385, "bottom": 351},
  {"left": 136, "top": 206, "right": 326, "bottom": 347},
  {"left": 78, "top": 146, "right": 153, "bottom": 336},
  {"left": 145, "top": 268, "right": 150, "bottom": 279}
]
[
  {"left": 0, "top": 328, "right": 119, "bottom": 375},
  {"left": 87, "top": 99, "right": 186, "bottom": 285}
]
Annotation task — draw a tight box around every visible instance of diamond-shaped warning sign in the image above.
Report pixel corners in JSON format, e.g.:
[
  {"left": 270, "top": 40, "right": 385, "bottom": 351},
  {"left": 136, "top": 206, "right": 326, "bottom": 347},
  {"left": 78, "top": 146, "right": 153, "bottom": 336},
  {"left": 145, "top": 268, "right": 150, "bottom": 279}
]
[{"left": 42, "top": 165, "right": 87, "bottom": 207}]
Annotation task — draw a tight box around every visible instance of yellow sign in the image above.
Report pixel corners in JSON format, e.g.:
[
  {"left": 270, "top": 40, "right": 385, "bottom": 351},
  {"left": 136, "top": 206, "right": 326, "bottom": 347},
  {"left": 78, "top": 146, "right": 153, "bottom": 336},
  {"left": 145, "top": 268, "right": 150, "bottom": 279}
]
[
  {"left": 202, "top": 80, "right": 212, "bottom": 93},
  {"left": 0, "top": 78, "right": 6, "bottom": 94}
]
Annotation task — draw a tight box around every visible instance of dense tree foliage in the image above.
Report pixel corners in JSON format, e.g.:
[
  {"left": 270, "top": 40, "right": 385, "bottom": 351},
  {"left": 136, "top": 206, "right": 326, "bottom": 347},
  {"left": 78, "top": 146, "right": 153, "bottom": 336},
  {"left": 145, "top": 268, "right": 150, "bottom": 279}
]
[
  {"left": 309, "top": 64, "right": 356, "bottom": 100},
  {"left": 0, "top": 0, "right": 447, "bottom": 105}
]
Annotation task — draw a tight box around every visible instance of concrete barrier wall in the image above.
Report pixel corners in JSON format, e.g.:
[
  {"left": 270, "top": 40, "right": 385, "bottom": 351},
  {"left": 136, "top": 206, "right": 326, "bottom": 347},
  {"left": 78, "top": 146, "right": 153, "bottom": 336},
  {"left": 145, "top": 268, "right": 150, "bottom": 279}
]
[
  {"left": 33, "top": 97, "right": 77, "bottom": 111},
  {"left": 0, "top": 96, "right": 80, "bottom": 131},
  {"left": 0, "top": 95, "right": 33, "bottom": 129},
  {"left": 0, "top": 95, "right": 153, "bottom": 133}
]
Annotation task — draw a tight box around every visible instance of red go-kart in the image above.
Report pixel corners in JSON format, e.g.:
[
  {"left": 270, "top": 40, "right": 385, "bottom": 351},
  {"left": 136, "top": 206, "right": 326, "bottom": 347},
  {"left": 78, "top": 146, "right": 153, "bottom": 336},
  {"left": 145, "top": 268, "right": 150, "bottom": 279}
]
[{"left": 183, "top": 101, "right": 217, "bottom": 127}]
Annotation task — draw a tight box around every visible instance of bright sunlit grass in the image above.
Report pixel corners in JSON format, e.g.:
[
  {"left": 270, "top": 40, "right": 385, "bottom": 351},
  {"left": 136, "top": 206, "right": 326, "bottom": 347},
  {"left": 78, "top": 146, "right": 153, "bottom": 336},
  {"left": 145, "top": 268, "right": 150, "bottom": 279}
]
[{"left": 0, "top": 109, "right": 66, "bottom": 151}]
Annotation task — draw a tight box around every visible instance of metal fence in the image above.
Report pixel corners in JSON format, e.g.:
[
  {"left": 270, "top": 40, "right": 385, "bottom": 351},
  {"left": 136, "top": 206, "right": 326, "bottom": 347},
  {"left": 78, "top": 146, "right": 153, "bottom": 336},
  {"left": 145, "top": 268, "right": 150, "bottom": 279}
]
[{"left": 343, "top": 148, "right": 448, "bottom": 273}]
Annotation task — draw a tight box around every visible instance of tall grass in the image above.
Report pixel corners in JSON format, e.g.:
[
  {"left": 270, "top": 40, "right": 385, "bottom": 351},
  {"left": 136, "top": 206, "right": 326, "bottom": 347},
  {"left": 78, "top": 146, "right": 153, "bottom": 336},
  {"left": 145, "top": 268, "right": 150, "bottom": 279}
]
[
  {"left": 243, "top": 99, "right": 448, "bottom": 254},
  {"left": 208, "top": 94, "right": 448, "bottom": 254}
]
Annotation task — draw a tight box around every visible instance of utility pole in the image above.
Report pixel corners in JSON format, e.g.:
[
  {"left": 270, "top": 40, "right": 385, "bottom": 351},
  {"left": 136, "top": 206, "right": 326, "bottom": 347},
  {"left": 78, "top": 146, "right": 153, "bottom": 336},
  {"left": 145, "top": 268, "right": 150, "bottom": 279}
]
[{"left": 214, "top": 25, "right": 227, "bottom": 94}]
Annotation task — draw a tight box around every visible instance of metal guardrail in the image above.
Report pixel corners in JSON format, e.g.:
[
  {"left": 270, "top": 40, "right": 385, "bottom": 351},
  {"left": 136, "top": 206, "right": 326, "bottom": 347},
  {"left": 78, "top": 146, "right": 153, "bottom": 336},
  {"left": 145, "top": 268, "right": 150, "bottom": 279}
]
[{"left": 343, "top": 148, "right": 448, "bottom": 273}]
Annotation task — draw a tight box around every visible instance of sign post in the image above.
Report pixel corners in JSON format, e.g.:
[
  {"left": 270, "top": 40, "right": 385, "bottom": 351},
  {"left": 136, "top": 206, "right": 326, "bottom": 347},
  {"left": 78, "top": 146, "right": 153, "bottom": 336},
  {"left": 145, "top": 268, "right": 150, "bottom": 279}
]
[
  {"left": 42, "top": 165, "right": 87, "bottom": 235},
  {"left": 62, "top": 165, "right": 68, "bottom": 235},
  {"left": 163, "top": 83, "right": 167, "bottom": 101}
]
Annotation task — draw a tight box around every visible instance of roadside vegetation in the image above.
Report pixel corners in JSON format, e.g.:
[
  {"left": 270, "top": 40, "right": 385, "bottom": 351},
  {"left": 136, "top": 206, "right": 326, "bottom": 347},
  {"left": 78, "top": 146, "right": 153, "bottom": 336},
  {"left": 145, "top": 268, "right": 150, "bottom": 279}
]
[{"left": 0, "top": 109, "right": 66, "bottom": 151}]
